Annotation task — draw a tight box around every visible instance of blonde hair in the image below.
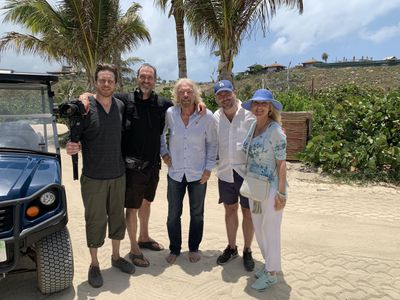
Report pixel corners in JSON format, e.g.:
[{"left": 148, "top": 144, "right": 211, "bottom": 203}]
[
  {"left": 269, "top": 104, "right": 282, "bottom": 124},
  {"left": 173, "top": 78, "right": 203, "bottom": 105}
]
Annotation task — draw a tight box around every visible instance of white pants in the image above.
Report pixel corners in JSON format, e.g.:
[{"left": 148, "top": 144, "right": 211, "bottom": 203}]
[{"left": 249, "top": 188, "right": 283, "bottom": 272}]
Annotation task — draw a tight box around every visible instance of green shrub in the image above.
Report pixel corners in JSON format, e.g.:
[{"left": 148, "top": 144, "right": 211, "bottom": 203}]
[
  {"left": 58, "top": 132, "right": 70, "bottom": 148},
  {"left": 159, "top": 86, "right": 173, "bottom": 100},
  {"left": 202, "top": 93, "right": 219, "bottom": 112},
  {"left": 299, "top": 85, "right": 400, "bottom": 182},
  {"left": 275, "top": 89, "right": 312, "bottom": 112},
  {"left": 236, "top": 84, "right": 253, "bottom": 102}
]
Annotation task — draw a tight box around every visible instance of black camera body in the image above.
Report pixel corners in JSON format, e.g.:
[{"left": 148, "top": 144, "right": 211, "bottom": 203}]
[
  {"left": 125, "top": 156, "right": 150, "bottom": 171},
  {"left": 58, "top": 100, "right": 86, "bottom": 118},
  {"left": 57, "top": 100, "right": 86, "bottom": 180}
]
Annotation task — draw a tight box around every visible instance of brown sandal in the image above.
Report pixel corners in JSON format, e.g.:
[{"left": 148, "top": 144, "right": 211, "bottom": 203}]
[
  {"left": 138, "top": 240, "right": 164, "bottom": 251},
  {"left": 129, "top": 252, "right": 150, "bottom": 267}
]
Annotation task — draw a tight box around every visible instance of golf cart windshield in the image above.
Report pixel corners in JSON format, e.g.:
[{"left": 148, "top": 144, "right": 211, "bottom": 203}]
[{"left": 0, "top": 81, "right": 59, "bottom": 154}]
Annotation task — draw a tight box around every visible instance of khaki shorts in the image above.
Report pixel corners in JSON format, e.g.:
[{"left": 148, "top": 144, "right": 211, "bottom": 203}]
[{"left": 81, "top": 174, "right": 126, "bottom": 248}]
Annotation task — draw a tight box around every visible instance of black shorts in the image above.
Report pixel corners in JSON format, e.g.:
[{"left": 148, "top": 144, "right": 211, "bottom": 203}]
[
  {"left": 125, "top": 167, "right": 160, "bottom": 209},
  {"left": 218, "top": 170, "right": 250, "bottom": 209}
]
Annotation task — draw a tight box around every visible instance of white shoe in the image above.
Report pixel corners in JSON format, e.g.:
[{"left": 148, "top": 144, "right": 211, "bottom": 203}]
[
  {"left": 251, "top": 272, "right": 278, "bottom": 291},
  {"left": 254, "top": 264, "right": 266, "bottom": 279}
]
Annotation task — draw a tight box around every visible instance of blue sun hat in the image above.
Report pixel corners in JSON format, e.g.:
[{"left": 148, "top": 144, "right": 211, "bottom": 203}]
[{"left": 242, "top": 89, "right": 283, "bottom": 112}]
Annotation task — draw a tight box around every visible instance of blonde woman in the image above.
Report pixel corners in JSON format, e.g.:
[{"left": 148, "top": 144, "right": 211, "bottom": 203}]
[{"left": 242, "top": 89, "right": 287, "bottom": 291}]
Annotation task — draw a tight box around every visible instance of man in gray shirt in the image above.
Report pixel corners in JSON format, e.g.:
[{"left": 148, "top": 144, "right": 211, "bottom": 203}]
[{"left": 66, "top": 64, "right": 134, "bottom": 288}]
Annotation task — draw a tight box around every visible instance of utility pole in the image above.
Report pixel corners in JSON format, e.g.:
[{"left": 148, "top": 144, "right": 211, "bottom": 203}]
[{"left": 287, "top": 61, "right": 291, "bottom": 92}]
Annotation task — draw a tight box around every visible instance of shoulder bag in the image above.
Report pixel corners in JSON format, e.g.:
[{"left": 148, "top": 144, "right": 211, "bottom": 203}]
[{"left": 240, "top": 123, "right": 273, "bottom": 214}]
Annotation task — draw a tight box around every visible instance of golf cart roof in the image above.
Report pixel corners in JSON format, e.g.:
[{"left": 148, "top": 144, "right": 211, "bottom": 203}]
[{"left": 0, "top": 70, "right": 58, "bottom": 85}]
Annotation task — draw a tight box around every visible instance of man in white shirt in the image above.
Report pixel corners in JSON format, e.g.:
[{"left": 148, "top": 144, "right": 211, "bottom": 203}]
[
  {"left": 213, "top": 80, "right": 255, "bottom": 271},
  {"left": 161, "top": 78, "right": 217, "bottom": 264}
]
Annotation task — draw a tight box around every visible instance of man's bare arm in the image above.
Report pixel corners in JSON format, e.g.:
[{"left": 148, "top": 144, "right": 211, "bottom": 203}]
[{"left": 78, "top": 92, "right": 94, "bottom": 113}]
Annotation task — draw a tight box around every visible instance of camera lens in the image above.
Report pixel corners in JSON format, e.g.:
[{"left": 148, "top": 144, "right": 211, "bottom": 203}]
[{"left": 59, "top": 103, "right": 78, "bottom": 117}]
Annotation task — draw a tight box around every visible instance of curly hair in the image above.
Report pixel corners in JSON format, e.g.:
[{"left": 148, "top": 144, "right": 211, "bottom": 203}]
[{"left": 172, "top": 78, "right": 203, "bottom": 105}]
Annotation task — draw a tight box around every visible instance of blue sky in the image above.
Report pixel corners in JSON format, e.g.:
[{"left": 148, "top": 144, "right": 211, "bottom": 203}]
[{"left": 1, "top": 0, "right": 400, "bottom": 82}]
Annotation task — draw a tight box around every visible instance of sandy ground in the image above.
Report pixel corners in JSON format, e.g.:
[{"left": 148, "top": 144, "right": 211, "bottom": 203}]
[{"left": 0, "top": 149, "right": 399, "bottom": 300}]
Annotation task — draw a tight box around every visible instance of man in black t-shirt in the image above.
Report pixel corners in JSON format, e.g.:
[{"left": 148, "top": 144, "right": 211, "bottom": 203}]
[{"left": 119, "top": 64, "right": 171, "bottom": 267}]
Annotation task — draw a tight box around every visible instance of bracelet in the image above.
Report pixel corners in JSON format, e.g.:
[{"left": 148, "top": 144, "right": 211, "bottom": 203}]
[{"left": 277, "top": 191, "right": 287, "bottom": 200}]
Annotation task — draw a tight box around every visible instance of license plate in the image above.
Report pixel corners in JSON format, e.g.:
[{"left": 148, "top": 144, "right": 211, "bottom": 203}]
[{"left": 0, "top": 241, "right": 6, "bottom": 262}]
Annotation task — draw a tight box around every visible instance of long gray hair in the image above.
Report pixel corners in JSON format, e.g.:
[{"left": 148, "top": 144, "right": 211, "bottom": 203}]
[{"left": 172, "top": 78, "right": 202, "bottom": 105}]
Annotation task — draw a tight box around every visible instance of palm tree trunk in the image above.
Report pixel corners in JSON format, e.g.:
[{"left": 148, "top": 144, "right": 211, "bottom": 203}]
[
  {"left": 86, "top": 64, "right": 96, "bottom": 91},
  {"left": 174, "top": 11, "right": 187, "bottom": 78},
  {"left": 218, "top": 50, "right": 234, "bottom": 82}
]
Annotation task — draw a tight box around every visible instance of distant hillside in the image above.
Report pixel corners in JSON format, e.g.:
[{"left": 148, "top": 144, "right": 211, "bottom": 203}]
[
  {"left": 233, "top": 65, "right": 400, "bottom": 96},
  {"left": 187, "top": 65, "right": 400, "bottom": 100}
]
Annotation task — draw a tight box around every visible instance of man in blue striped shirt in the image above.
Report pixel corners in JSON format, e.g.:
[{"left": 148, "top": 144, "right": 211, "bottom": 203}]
[{"left": 161, "top": 78, "right": 217, "bottom": 264}]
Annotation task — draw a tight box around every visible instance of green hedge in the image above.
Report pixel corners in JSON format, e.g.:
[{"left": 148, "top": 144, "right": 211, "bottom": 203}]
[{"left": 299, "top": 85, "right": 400, "bottom": 182}]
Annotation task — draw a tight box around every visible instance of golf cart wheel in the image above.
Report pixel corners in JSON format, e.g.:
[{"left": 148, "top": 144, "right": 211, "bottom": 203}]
[{"left": 36, "top": 227, "right": 74, "bottom": 294}]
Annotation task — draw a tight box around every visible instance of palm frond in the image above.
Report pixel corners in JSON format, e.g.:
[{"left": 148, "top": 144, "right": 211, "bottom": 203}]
[
  {"left": 184, "top": 0, "right": 303, "bottom": 80},
  {"left": 1, "top": 0, "right": 151, "bottom": 87},
  {"left": 0, "top": 31, "right": 63, "bottom": 63},
  {"left": 154, "top": 0, "right": 184, "bottom": 18},
  {"left": 2, "top": 0, "right": 64, "bottom": 34}
]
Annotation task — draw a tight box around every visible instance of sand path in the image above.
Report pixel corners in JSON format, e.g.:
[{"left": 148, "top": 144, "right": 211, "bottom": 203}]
[{"left": 0, "top": 150, "right": 399, "bottom": 299}]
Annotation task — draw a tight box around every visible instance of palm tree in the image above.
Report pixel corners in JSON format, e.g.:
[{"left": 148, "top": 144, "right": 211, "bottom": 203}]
[
  {"left": 0, "top": 0, "right": 150, "bottom": 89},
  {"left": 184, "top": 0, "right": 303, "bottom": 81},
  {"left": 117, "top": 56, "right": 144, "bottom": 90},
  {"left": 154, "top": 0, "right": 187, "bottom": 78},
  {"left": 322, "top": 52, "right": 328, "bottom": 63}
]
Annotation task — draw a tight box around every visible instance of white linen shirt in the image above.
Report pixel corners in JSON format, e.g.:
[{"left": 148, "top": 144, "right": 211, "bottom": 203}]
[
  {"left": 160, "top": 106, "right": 217, "bottom": 182},
  {"left": 214, "top": 102, "right": 255, "bottom": 182}
]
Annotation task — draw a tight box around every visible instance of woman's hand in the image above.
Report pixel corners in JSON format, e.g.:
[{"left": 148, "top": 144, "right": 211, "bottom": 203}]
[
  {"left": 274, "top": 193, "right": 286, "bottom": 211},
  {"left": 275, "top": 159, "right": 287, "bottom": 211}
]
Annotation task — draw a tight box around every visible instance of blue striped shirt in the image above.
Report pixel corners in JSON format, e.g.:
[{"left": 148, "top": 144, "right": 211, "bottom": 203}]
[{"left": 160, "top": 106, "right": 217, "bottom": 182}]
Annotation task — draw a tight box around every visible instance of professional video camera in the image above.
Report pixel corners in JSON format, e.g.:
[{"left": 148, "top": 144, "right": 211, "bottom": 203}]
[
  {"left": 58, "top": 100, "right": 86, "bottom": 118},
  {"left": 57, "top": 100, "right": 86, "bottom": 180}
]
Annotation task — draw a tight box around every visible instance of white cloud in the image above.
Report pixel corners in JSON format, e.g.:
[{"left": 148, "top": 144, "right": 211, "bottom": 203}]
[
  {"left": 360, "top": 23, "right": 400, "bottom": 43},
  {"left": 1, "top": 0, "right": 400, "bottom": 80},
  {"left": 270, "top": 36, "right": 310, "bottom": 55},
  {"left": 266, "top": 0, "right": 400, "bottom": 56},
  {"left": 127, "top": 0, "right": 217, "bottom": 81}
]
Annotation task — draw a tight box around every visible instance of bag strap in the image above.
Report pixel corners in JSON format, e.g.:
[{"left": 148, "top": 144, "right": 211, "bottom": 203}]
[
  {"left": 244, "top": 121, "right": 277, "bottom": 179},
  {"left": 244, "top": 121, "right": 256, "bottom": 170}
]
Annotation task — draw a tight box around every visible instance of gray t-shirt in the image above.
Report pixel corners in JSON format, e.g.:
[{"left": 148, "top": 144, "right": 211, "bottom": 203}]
[{"left": 80, "top": 96, "right": 125, "bottom": 179}]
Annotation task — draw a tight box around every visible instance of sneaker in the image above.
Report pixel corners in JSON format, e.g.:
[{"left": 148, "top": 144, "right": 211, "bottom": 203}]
[
  {"left": 111, "top": 256, "right": 135, "bottom": 274},
  {"left": 216, "top": 245, "right": 238, "bottom": 265},
  {"left": 251, "top": 272, "right": 278, "bottom": 291},
  {"left": 255, "top": 264, "right": 266, "bottom": 279},
  {"left": 88, "top": 265, "right": 103, "bottom": 288},
  {"left": 243, "top": 248, "right": 255, "bottom": 271}
]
